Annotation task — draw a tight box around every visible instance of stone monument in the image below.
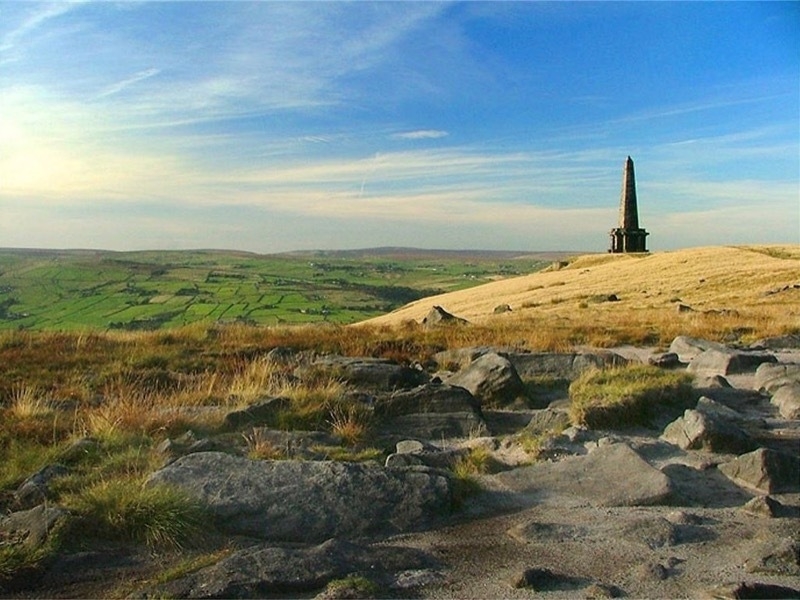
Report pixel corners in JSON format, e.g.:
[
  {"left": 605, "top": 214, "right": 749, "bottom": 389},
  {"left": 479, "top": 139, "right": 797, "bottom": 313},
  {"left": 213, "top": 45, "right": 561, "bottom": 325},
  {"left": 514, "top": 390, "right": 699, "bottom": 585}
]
[{"left": 609, "top": 156, "right": 649, "bottom": 253}]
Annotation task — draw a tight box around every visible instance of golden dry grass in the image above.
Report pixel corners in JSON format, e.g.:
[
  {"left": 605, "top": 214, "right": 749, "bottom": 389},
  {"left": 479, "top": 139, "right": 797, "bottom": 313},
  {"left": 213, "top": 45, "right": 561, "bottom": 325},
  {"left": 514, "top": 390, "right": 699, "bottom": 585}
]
[{"left": 360, "top": 245, "right": 800, "bottom": 347}]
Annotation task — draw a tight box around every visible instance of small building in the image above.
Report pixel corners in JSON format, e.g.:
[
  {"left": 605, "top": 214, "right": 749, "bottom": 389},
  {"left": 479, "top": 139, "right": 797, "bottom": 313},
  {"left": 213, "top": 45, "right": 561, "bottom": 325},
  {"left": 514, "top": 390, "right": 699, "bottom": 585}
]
[{"left": 609, "top": 156, "right": 649, "bottom": 253}]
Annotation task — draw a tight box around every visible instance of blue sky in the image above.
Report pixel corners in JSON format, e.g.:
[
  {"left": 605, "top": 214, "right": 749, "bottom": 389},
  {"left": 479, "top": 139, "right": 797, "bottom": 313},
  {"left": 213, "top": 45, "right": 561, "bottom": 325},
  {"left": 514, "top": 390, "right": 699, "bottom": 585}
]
[{"left": 0, "top": 1, "right": 797, "bottom": 252}]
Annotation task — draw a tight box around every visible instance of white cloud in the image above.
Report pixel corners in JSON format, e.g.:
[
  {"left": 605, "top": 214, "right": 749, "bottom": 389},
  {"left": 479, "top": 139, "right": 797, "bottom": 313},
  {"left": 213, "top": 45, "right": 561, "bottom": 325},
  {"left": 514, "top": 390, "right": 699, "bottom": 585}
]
[{"left": 392, "top": 130, "right": 449, "bottom": 140}]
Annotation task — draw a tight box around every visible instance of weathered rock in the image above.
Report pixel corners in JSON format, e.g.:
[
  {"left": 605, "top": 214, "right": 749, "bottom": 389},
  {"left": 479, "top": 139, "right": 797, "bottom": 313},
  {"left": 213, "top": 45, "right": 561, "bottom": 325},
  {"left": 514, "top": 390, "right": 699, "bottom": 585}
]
[
  {"left": 511, "top": 567, "right": 580, "bottom": 591},
  {"left": 494, "top": 443, "right": 674, "bottom": 506},
  {"left": 669, "top": 336, "right": 726, "bottom": 363},
  {"left": 505, "top": 351, "right": 626, "bottom": 382},
  {"left": 294, "top": 356, "right": 427, "bottom": 391},
  {"left": 14, "top": 464, "right": 68, "bottom": 510},
  {"left": 445, "top": 352, "right": 526, "bottom": 408},
  {"left": 700, "top": 581, "right": 800, "bottom": 599},
  {"left": 771, "top": 383, "right": 800, "bottom": 419},
  {"left": 377, "top": 412, "right": 488, "bottom": 441},
  {"left": 146, "top": 452, "right": 452, "bottom": 542},
  {"left": 687, "top": 347, "right": 777, "bottom": 377},
  {"left": 493, "top": 303, "right": 512, "bottom": 314},
  {"left": 718, "top": 448, "right": 800, "bottom": 493},
  {"left": 421, "top": 305, "right": 468, "bottom": 329},
  {"left": 661, "top": 409, "right": 754, "bottom": 454},
  {"left": 0, "top": 504, "right": 69, "bottom": 550},
  {"left": 619, "top": 517, "right": 680, "bottom": 549},
  {"left": 741, "top": 495, "right": 787, "bottom": 518},
  {"left": 745, "top": 537, "right": 800, "bottom": 575},
  {"left": 695, "top": 396, "right": 749, "bottom": 424},
  {"left": 523, "top": 408, "right": 571, "bottom": 436},
  {"left": 755, "top": 362, "right": 800, "bottom": 394},
  {"left": 751, "top": 334, "right": 800, "bottom": 350},
  {"left": 136, "top": 538, "right": 436, "bottom": 599},
  {"left": 648, "top": 352, "right": 683, "bottom": 369},
  {"left": 374, "top": 383, "right": 481, "bottom": 417},
  {"left": 224, "top": 396, "right": 293, "bottom": 429}
]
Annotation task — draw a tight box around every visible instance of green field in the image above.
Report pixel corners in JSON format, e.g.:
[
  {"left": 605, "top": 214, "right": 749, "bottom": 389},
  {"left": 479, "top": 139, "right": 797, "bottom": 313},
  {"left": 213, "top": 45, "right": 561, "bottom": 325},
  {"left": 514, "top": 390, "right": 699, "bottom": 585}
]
[{"left": 0, "top": 248, "right": 559, "bottom": 331}]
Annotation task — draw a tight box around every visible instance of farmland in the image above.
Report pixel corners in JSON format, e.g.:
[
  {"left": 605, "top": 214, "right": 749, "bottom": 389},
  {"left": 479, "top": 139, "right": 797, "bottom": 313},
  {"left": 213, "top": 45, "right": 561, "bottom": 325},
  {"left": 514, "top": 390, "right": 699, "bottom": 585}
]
[{"left": 0, "top": 248, "right": 559, "bottom": 331}]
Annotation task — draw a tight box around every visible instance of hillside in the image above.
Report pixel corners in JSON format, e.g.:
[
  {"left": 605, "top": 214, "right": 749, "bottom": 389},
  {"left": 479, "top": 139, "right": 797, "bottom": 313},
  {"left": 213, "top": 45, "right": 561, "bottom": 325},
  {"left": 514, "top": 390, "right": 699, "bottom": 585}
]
[{"left": 362, "top": 246, "right": 800, "bottom": 339}]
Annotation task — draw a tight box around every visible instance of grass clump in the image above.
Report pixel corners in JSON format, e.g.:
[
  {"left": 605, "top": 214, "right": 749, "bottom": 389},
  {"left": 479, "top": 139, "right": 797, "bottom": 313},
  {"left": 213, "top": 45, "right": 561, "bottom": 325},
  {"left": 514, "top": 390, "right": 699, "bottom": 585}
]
[
  {"left": 66, "top": 479, "right": 207, "bottom": 550},
  {"left": 320, "top": 574, "right": 380, "bottom": 599},
  {"left": 568, "top": 364, "right": 694, "bottom": 430}
]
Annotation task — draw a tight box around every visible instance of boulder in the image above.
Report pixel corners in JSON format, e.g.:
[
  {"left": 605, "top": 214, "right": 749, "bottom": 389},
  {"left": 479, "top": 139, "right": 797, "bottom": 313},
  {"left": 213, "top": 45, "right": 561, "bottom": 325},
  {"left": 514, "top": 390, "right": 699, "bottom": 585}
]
[
  {"left": 0, "top": 504, "right": 69, "bottom": 550},
  {"left": 669, "top": 336, "right": 726, "bottom": 363},
  {"left": 146, "top": 452, "right": 452, "bottom": 542},
  {"left": 523, "top": 408, "right": 571, "bottom": 436},
  {"left": 377, "top": 412, "right": 488, "bottom": 441},
  {"left": 374, "top": 383, "right": 481, "bottom": 417},
  {"left": 445, "top": 352, "right": 526, "bottom": 408},
  {"left": 755, "top": 362, "right": 800, "bottom": 394},
  {"left": 771, "top": 383, "right": 800, "bottom": 419},
  {"left": 494, "top": 443, "right": 674, "bottom": 507},
  {"left": 14, "top": 464, "right": 68, "bottom": 510},
  {"left": 661, "top": 409, "right": 754, "bottom": 454},
  {"left": 294, "top": 356, "right": 427, "bottom": 391},
  {"left": 135, "top": 538, "right": 435, "bottom": 599},
  {"left": 648, "top": 352, "right": 683, "bottom": 369},
  {"left": 718, "top": 448, "right": 800, "bottom": 494},
  {"left": 421, "top": 305, "right": 468, "bottom": 329},
  {"left": 687, "top": 348, "right": 777, "bottom": 377},
  {"left": 745, "top": 537, "right": 800, "bottom": 576},
  {"left": 507, "top": 351, "right": 628, "bottom": 381}
]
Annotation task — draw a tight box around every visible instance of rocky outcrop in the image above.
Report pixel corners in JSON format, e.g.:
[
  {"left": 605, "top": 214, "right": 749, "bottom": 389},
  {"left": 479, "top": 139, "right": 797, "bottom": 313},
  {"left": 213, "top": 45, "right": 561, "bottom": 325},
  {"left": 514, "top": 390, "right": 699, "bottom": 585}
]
[
  {"left": 294, "top": 356, "right": 427, "bottom": 391},
  {"left": 687, "top": 347, "right": 777, "bottom": 377},
  {"left": 494, "top": 443, "right": 674, "bottom": 507},
  {"left": 661, "top": 409, "right": 754, "bottom": 454},
  {"left": 717, "top": 448, "right": 800, "bottom": 494},
  {"left": 421, "top": 305, "right": 468, "bottom": 329},
  {"left": 145, "top": 452, "right": 452, "bottom": 542},
  {"left": 134, "top": 538, "right": 438, "bottom": 599},
  {"left": 374, "top": 383, "right": 488, "bottom": 439},
  {"left": 444, "top": 352, "right": 527, "bottom": 408}
]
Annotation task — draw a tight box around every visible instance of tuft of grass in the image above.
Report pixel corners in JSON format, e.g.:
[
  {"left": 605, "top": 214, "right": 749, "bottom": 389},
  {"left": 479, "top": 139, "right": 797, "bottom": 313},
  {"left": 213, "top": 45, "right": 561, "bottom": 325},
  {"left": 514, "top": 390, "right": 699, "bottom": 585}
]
[
  {"left": 321, "top": 574, "right": 380, "bottom": 599},
  {"left": 327, "top": 405, "right": 372, "bottom": 447},
  {"left": 568, "top": 364, "right": 694, "bottom": 429},
  {"left": 452, "top": 445, "right": 493, "bottom": 478},
  {"left": 66, "top": 479, "right": 207, "bottom": 550},
  {"left": 7, "top": 384, "right": 56, "bottom": 419},
  {"left": 242, "top": 428, "right": 286, "bottom": 460}
]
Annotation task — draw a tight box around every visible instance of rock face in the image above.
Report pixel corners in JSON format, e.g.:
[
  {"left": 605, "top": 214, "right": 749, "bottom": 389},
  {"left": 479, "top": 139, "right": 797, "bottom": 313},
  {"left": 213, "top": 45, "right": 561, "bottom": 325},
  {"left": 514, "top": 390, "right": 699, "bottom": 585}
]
[
  {"left": 294, "top": 356, "right": 427, "bottom": 391},
  {"left": 375, "top": 383, "right": 488, "bottom": 439},
  {"left": 146, "top": 452, "right": 452, "bottom": 542},
  {"left": 137, "top": 538, "right": 437, "bottom": 599},
  {"left": 771, "top": 384, "right": 800, "bottom": 419},
  {"left": 445, "top": 352, "right": 527, "bottom": 408},
  {"left": 718, "top": 448, "right": 800, "bottom": 494},
  {"left": 661, "top": 409, "right": 754, "bottom": 454},
  {"left": 494, "top": 443, "right": 673, "bottom": 507},
  {"left": 687, "top": 347, "right": 777, "bottom": 377}
]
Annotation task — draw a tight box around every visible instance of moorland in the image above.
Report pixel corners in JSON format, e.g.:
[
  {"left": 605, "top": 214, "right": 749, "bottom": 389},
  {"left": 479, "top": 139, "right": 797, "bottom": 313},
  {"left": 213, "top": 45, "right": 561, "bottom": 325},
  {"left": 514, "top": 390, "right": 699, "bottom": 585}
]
[{"left": 0, "top": 244, "right": 798, "bottom": 599}]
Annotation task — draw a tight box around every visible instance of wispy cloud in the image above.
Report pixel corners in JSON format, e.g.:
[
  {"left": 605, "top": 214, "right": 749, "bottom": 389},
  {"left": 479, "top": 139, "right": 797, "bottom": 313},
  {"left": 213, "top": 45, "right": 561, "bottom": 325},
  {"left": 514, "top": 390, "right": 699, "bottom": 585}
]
[
  {"left": 97, "top": 68, "right": 161, "bottom": 98},
  {"left": 392, "top": 130, "right": 449, "bottom": 140}
]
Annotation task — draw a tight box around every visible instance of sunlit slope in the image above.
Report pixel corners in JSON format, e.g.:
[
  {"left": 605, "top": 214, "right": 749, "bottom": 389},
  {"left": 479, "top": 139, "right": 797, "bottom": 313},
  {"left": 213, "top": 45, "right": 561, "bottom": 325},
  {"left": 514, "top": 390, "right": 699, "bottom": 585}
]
[{"left": 361, "top": 246, "right": 800, "bottom": 327}]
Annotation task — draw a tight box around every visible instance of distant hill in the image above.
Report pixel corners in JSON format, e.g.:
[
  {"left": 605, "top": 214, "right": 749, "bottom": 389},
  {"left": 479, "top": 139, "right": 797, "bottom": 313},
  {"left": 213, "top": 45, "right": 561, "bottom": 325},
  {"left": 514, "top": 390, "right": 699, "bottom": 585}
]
[
  {"left": 0, "top": 247, "right": 556, "bottom": 330},
  {"left": 361, "top": 245, "right": 800, "bottom": 331}
]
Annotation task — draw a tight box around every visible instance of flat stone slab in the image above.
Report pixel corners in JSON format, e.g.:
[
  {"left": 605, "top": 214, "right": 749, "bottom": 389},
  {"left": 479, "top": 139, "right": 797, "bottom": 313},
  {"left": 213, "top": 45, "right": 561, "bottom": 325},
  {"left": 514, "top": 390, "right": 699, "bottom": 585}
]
[
  {"left": 146, "top": 452, "right": 452, "bottom": 542},
  {"left": 492, "top": 443, "right": 673, "bottom": 507},
  {"left": 133, "top": 538, "right": 436, "bottom": 599}
]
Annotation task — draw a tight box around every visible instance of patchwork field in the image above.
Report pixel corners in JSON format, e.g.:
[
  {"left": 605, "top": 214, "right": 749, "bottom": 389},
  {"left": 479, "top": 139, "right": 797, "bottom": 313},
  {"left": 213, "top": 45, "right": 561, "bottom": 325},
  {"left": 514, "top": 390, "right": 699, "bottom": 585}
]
[{"left": 0, "top": 248, "right": 560, "bottom": 331}]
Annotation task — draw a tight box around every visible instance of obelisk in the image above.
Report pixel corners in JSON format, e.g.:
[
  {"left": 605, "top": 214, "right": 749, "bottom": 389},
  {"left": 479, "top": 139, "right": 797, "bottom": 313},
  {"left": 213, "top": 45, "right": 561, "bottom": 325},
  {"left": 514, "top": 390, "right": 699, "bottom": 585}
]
[{"left": 609, "top": 156, "right": 649, "bottom": 253}]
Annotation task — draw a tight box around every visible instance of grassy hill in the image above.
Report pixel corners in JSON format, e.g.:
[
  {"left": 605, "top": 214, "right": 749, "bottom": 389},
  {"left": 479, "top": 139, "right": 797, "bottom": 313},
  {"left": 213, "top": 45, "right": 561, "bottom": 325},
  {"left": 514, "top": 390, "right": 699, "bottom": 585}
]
[
  {"left": 362, "top": 245, "right": 800, "bottom": 347},
  {"left": 0, "top": 248, "right": 556, "bottom": 331}
]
